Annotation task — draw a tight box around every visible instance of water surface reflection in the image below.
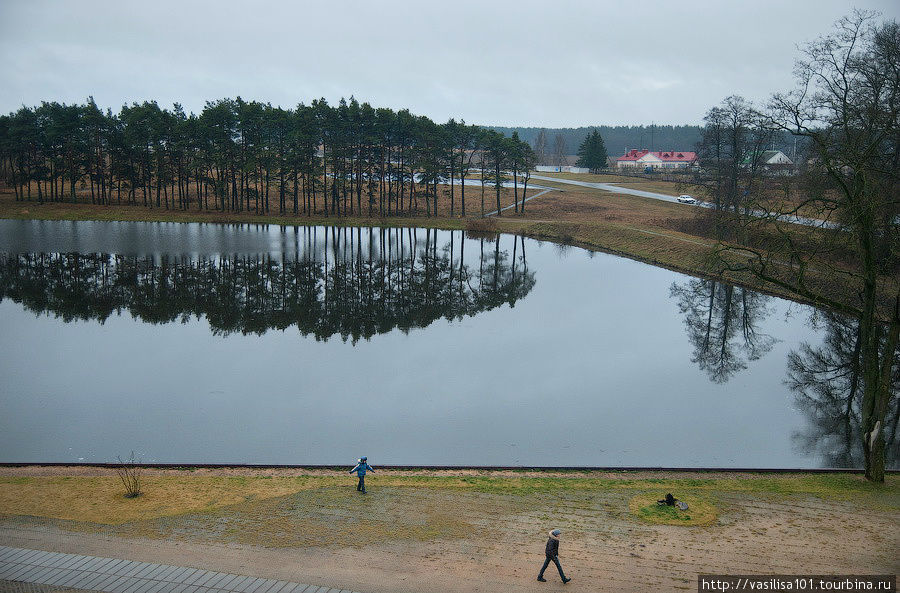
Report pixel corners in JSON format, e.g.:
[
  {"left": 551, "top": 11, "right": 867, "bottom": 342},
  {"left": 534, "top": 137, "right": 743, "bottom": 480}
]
[
  {"left": 787, "top": 312, "right": 899, "bottom": 468},
  {"left": 0, "top": 220, "right": 895, "bottom": 468},
  {"left": 0, "top": 228, "right": 534, "bottom": 343},
  {"left": 670, "top": 278, "right": 898, "bottom": 468}
]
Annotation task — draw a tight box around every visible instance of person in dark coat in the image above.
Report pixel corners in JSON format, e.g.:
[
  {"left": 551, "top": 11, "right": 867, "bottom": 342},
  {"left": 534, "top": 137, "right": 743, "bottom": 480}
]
[
  {"left": 537, "top": 529, "right": 570, "bottom": 583},
  {"left": 349, "top": 456, "right": 374, "bottom": 493}
]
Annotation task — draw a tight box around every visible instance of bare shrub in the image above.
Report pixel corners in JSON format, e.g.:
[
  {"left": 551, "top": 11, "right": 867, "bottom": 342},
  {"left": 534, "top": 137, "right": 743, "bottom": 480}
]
[{"left": 115, "top": 452, "right": 142, "bottom": 498}]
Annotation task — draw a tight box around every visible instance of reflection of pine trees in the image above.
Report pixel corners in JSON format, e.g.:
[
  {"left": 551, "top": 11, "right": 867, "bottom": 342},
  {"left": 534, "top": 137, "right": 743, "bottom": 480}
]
[
  {"left": 670, "top": 278, "right": 776, "bottom": 383},
  {"left": 787, "top": 313, "right": 899, "bottom": 469},
  {"left": 0, "top": 228, "right": 535, "bottom": 344}
]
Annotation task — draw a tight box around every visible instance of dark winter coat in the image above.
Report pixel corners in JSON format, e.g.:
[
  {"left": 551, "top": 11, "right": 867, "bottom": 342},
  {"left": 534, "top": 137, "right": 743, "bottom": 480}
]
[{"left": 545, "top": 536, "right": 560, "bottom": 558}]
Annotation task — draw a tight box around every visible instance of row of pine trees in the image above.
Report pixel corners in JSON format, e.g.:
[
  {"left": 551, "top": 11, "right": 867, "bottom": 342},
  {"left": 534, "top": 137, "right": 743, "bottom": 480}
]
[{"left": 0, "top": 97, "right": 538, "bottom": 217}]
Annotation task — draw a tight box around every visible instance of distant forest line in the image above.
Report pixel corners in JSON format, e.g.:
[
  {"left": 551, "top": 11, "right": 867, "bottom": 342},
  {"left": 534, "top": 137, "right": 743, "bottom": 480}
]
[{"left": 490, "top": 125, "right": 802, "bottom": 161}]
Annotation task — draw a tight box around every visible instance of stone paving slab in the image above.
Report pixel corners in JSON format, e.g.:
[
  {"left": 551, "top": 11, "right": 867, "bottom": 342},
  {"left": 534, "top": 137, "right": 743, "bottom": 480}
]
[
  {"left": 0, "top": 547, "right": 361, "bottom": 593},
  {"left": 0, "top": 580, "right": 91, "bottom": 592}
]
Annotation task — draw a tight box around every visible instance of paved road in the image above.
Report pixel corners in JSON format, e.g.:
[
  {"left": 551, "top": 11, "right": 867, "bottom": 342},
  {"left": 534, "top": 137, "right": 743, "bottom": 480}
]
[
  {"left": 0, "top": 547, "right": 358, "bottom": 593},
  {"left": 530, "top": 174, "right": 681, "bottom": 202},
  {"left": 530, "top": 174, "right": 836, "bottom": 229}
]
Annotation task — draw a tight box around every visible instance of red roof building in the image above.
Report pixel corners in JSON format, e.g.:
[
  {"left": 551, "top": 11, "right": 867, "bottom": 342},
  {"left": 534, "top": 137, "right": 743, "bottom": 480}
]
[{"left": 617, "top": 149, "right": 698, "bottom": 169}]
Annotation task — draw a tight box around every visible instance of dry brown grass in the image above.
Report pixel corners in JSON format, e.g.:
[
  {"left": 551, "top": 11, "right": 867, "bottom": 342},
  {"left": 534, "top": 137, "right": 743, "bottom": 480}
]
[
  {"left": 2, "top": 470, "right": 895, "bottom": 528},
  {"left": 0, "top": 184, "right": 531, "bottom": 222},
  {"left": 0, "top": 475, "right": 330, "bottom": 524},
  {"left": 513, "top": 185, "right": 693, "bottom": 226}
]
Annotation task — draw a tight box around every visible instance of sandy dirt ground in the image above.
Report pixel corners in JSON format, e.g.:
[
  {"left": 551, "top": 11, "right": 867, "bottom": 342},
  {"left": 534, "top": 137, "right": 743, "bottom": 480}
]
[{"left": 1, "top": 468, "right": 898, "bottom": 593}]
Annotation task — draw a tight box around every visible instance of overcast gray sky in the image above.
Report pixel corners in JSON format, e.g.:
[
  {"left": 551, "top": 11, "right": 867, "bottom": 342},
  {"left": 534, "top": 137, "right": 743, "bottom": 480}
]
[{"left": 1, "top": 0, "right": 897, "bottom": 127}]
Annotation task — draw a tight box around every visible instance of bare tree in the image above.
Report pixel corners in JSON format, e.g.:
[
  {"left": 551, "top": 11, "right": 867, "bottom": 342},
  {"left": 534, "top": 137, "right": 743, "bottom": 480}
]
[
  {"left": 533, "top": 129, "right": 548, "bottom": 165},
  {"left": 715, "top": 12, "right": 900, "bottom": 481},
  {"left": 552, "top": 134, "right": 567, "bottom": 168},
  {"left": 698, "top": 96, "right": 773, "bottom": 222}
]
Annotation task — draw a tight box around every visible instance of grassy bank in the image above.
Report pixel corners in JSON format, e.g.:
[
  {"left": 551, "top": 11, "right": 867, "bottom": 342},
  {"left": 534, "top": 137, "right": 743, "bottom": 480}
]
[{"left": 1, "top": 469, "right": 896, "bottom": 527}]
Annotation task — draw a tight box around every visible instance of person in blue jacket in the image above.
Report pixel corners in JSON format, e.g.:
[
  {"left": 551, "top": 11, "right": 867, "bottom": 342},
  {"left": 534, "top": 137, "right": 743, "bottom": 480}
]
[{"left": 349, "top": 456, "right": 374, "bottom": 493}]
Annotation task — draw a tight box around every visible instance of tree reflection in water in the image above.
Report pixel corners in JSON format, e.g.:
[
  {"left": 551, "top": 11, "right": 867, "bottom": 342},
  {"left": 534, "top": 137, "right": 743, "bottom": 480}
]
[
  {"left": 0, "top": 227, "right": 535, "bottom": 344},
  {"left": 670, "top": 278, "right": 777, "bottom": 383},
  {"left": 787, "top": 312, "right": 899, "bottom": 469},
  {"left": 670, "top": 276, "right": 899, "bottom": 468}
]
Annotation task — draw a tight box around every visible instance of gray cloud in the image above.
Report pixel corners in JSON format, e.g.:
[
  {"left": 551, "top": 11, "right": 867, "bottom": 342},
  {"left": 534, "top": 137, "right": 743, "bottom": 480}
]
[{"left": 1, "top": 0, "right": 897, "bottom": 126}]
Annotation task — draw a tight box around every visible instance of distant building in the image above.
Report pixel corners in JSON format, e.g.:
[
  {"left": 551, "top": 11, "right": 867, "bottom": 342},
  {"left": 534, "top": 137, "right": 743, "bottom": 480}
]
[
  {"left": 534, "top": 155, "right": 589, "bottom": 173},
  {"left": 742, "top": 150, "right": 795, "bottom": 175},
  {"left": 535, "top": 165, "right": 590, "bottom": 174},
  {"left": 617, "top": 149, "right": 698, "bottom": 169},
  {"left": 756, "top": 150, "right": 793, "bottom": 166}
]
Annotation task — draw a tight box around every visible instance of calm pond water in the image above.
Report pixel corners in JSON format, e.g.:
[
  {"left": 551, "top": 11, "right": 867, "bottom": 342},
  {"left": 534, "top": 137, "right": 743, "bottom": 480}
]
[{"left": 0, "top": 219, "right": 896, "bottom": 468}]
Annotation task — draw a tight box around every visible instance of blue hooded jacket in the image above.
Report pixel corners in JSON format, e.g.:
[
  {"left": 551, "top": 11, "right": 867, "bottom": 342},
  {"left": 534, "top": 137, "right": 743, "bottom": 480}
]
[{"left": 349, "top": 460, "right": 374, "bottom": 476}]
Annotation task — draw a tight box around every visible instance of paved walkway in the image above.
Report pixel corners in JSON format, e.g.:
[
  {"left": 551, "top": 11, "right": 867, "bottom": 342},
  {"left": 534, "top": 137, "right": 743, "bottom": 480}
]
[
  {"left": 0, "top": 547, "right": 359, "bottom": 593},
  {"left": 485, "top": 188, "right": 554, "bottom": 216},
  {"left": 530, "top": 173, "right": 680, "bottom": 201}
]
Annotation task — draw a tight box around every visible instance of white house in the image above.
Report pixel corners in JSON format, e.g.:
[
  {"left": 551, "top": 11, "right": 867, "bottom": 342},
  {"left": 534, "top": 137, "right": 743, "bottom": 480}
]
[
  {"left": 741, "top": 150, "right": 795, "bottom": 175},
  {"left": 617, "top": 149, "right": 698, "bottom": 169},
  {"left": 758, "top": 150, "right": 793, "bottom": 166}
]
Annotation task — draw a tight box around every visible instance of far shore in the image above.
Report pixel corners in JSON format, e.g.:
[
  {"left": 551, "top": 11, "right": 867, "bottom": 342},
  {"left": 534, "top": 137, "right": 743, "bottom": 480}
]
[
  {"left": 0, "top": 463, "right": 893, "bottom": 474},
  {"left": 0, "top": 178, "right": 874, "bottom": 315}
]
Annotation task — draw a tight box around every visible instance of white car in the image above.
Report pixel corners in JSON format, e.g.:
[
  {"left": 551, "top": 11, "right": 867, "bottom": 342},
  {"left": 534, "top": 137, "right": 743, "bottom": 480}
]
[{"left": 677, "top": 195, "right": 697, "bottom": 204}]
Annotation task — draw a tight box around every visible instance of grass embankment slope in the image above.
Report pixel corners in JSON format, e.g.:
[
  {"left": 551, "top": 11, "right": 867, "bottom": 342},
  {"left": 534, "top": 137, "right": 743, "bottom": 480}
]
[{"left": 0, "top": 468, "right": 897, "bottom": 593}]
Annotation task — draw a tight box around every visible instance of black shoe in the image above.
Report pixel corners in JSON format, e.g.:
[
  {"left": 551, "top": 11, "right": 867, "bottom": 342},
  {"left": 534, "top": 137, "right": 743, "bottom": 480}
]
[
  {"left": 562, "top": 577, "right": 571, "bottom": 583},
  {"left": 537, "top": 577, "right": 546, "bottom": 582}
]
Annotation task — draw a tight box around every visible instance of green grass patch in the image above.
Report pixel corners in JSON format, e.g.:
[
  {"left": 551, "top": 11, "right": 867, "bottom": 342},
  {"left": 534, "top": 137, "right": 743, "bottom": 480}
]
[{"left": 629, "top": 493, "right": 718, "bottom": 526}]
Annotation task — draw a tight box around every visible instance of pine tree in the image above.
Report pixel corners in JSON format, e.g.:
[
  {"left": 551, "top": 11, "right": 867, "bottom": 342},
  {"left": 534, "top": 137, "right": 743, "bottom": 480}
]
[{"left": 575, "top": 129, "right": 608, "bottom": 172}]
